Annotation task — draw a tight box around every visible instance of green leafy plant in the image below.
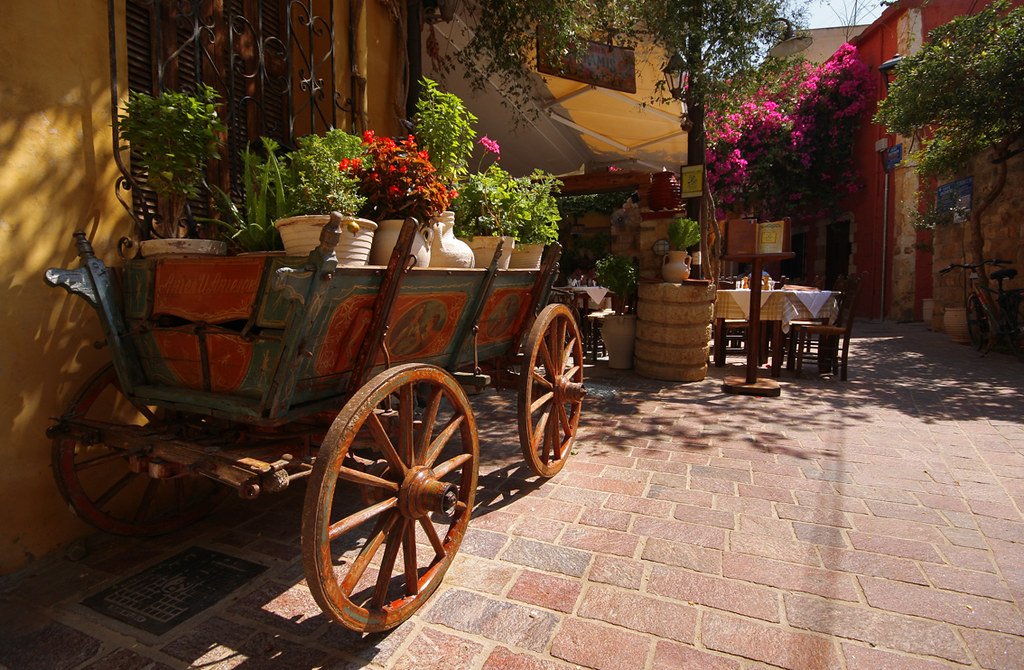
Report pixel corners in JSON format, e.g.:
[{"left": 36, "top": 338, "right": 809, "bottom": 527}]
[
  {"left": 513, "top": 170, "right": 563, "bottom": 244},
  {"left": 668, "top": 217, "right": 701, "bottom": 250},
  {"left": 206, "top": 137, "right": 288, "bottom": 252},
  {"left": 414, "top": 77, "right": 478, "bottom": 185},
  {"left": 595, "top": 254, "right": 638, "bottom": 314},
  {"left": 118, "top": 84, "right": 226, "bottom": 237},
  {"left": 288, "top": 129, "right": 366, "bottom": 216}
]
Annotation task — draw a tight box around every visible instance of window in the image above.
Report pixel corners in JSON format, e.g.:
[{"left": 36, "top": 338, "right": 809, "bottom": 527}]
[{"left": 110, "top": 0, "right": 348, "bottom": 237}]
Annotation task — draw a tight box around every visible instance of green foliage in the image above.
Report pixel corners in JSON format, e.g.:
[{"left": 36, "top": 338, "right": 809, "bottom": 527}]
[
  {"left": 453, "top": 165, "right": 562, "bottom": 243},
  {"left": 288, "top": 129, "right": 366, "bottom": 215},
  {"left": 557, "top": 191, "right": 631, "bottom": 218},
  {"left": 668, "top": 217, "right": 701, "bottom": 250},
  {"left": 118, "top": 84, "right": 225, "bottom": 199},
  {"left": 414, "top": 77, "right": 478, "bottom": 184},
  {"left": 594, "top": 254, "right": 638, "bottom": 309},
  {"left": 874, "top": 2, "right": 1024, "bottom": 178},
  {"left": 206, "top": 137, "right": 287, "bottom": 252},
  {"left": 448, "top": 0, "right": 793, "bottom": 118},
  {"left": 514, "top": 170, "right": 563, "bottom": 244}
]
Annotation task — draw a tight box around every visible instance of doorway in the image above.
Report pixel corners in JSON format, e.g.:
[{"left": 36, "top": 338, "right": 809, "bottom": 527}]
[{"left": 825, "top": 220, "right": 851, "bottom": 290}]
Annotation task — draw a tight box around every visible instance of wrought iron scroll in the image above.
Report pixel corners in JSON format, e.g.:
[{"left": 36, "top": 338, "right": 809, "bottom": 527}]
[{"left": 108, "top": 0, "right": 349, "bottom": 240}]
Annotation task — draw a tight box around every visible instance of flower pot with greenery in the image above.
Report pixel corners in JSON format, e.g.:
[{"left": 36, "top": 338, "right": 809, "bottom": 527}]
[
  {"left": 663, "top": 217, "right": 700, "bottom": 282},
  {"left": 118, "top": 85, "right": 227, "bottom": 256},
  {"left": 508, "top": 170, "right": 562, "bottom": 269},
  {"left": 358, "top": 131, "right": 453, "bottom": 267},
  {"left": 595, "top": 254, "right": 639, "bottom": 369},
  {"left": 413, "top": 78, "right": 478, "bottom": 268},
  {"left": 274, "top": 129, "right": 376, "bottom": 262},
  {"left": 203, "top": 136, "right": 288, "bottom": 254}
]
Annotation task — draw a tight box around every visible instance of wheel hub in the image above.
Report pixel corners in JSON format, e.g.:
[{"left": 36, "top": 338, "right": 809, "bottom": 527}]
[
  {"left": 398, "top": 466, "right": 458, "bottom": 519},
  {"left": 554, "top": 376, "right": 587, "bottom": 402}
]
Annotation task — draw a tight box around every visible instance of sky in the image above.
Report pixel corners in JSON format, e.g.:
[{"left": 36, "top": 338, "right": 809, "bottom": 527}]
[{"left": 803, "top": 0, "right": 886, "bottom": 28}]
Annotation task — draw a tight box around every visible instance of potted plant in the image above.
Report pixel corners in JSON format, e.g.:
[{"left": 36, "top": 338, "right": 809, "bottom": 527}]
[
  {"left": 275, "top": 129, "right": 376, "bottom": 261},
  {"left": 206, "top": 137, "right": 287, "bottom": 253},
  {"left": 508, "top": 170, "right": 563, "bottom": 269},
  {"left": 595, "top": 254, "right": 639, "bottom": 369},
  {"left": 117, "top": 84, "right": 227, "bottom": 256},
  {"left": 413, "top": 77, "right": 478, "bottom": 268},
  {"left": 357, "top": 131, "right": 454, "bottom": 267},
  {"left": 664, "top": 217, "right": 700, "bottom": 282}
]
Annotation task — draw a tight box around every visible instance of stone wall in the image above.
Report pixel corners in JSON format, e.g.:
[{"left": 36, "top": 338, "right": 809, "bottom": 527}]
[{"left": 930, "top": 149, "right": 1024, "bottom": 326}]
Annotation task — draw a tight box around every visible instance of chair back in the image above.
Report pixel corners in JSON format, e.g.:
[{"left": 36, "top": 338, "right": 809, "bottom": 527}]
[{"left": 831, "top": 274, "right": 863, "bottom": 333}]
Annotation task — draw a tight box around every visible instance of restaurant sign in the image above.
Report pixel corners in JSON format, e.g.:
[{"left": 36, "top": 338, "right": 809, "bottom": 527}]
[{"left": 536, "top": 34, "right": 636, "bottom": 94}]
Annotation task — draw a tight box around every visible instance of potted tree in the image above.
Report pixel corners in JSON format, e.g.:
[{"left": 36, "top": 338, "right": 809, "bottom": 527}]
[
  {"left": 118, "top": 84, "right": 227, "bottom": 257},
  {"left": 413, "top": 77, "right": 478, "bottom": 267},
  {"left": 663, "top": 217, "right": 700, "bottom": 282},
  {"left": 595, "top": 254, "right": 639, "bottom": 369},
  {"left": 508, "top": 170, "right": 563, "bottom": 269},
  {"left": 357, "top": 131, "right": 454, "bottom": 267},
  {"left": 274, "top": 129, "right": 376, "bottom": 262}
]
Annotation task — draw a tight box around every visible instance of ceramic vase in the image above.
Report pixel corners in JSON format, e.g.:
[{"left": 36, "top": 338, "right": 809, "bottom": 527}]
[
  {"left": 428, "top": 211, "right": 474, "bottom": 268},
  {"left": 468, "top": 235, "right": 514, "bottom": 269},
  {"left": 274, "top": 215, "right": 377, "bottom": 264},
  {"left": 369, "top": 218, "right": 434, "bottom": 268},
  {"left": 661, "top": 250, "right": 692, "bottom": 282},
  {"left": 508, "top": 243, "right": 545, "bottom": 269}
]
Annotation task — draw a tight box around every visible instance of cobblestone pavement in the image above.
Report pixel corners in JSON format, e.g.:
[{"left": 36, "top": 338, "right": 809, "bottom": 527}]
[{"left": 2, "top": 321, "right": 1023, "bottom": 670}]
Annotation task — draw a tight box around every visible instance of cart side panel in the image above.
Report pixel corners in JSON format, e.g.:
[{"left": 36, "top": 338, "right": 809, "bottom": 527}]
[
  {"left": 148, "top": 257, "right": 268, "bottom": 323},
  {"left": 448, "top": 271, "right": 540, "bottom": 368},
  {"left": 129, "top": 324, "right": 286, "bottom": 397}
]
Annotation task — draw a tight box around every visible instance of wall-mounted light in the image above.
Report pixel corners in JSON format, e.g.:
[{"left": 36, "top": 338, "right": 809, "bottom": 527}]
[
  {"left": 766, "top": 18, "right": 813, "bottom": 59},
  {"left": 878, "top": 53, "right": 903, "bottom": 90}
]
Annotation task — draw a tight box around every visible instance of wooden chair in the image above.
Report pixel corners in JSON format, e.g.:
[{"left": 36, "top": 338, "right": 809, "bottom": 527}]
[{"left": 792, "top": 274, "right": 863, "bottom": 380}]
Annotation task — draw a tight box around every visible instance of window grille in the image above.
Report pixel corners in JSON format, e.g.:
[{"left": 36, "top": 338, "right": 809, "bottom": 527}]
[{"left": 108, "top": 0, "right": 348, "bottom": 241}]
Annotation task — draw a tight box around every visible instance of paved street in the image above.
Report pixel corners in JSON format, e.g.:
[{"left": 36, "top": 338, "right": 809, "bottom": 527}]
[{"left": 2, "top": 321, "right": 1023, "bottom": 670}]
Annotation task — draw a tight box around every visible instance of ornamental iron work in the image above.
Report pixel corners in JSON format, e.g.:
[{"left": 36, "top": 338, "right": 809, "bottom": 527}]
[{"left": 108, "top": 0, "right": 350, "bottom": 242}]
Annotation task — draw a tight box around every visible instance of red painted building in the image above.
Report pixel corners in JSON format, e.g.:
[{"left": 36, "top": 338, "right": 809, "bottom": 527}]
[{"left": 803, "top": 0, "right": 1018, "bottom": 320}]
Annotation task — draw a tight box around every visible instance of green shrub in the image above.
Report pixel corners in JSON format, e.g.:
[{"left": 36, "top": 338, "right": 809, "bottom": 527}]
[
  {"left": 668, "top": 217, "right": 700, "bottom": 250},
  {"left": 287, "top": 129, "right": 366, "bottom": 215}
]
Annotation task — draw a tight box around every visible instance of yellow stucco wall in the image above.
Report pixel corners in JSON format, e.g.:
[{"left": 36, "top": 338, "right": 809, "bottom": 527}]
[{"left": 0, "top": 1, "right": 403, "bottom": 574}]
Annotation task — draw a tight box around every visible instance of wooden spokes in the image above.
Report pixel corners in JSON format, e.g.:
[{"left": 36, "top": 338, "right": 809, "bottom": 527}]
[
  {"left": 302, "top": 364, "right": 478, "bottom": 633},
  {"left": 518, "top": 304, "right": 585, "bottom": 478},
  {"left": 50, "top": 365, "right": 220, "bottom": 535}
]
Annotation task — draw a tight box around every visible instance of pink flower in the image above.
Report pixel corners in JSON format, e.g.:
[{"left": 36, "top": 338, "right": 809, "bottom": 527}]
[{"left": 479, "top": 135, "right": 501, "bottom": 157}]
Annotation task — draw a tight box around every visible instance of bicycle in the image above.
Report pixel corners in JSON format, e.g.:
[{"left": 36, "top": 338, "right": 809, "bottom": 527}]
[{"left": 939, "top": 259, "right": 1024, "bottom": 360}]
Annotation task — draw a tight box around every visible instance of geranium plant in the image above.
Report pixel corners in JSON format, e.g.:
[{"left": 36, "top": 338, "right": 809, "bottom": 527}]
[{"left": 353, "top": 131, "right": 454, "bottom": 223}]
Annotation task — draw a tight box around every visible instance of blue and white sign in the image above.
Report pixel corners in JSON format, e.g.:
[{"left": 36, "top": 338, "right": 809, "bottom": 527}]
[{"left": 884, "top": 144, "right": 903, "bottom": 172}]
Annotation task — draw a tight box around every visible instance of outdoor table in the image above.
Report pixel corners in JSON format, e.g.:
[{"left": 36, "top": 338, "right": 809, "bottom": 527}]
[
  {"left": 568, "top": 286, "right": 612, "bottom": 361},
  {"left": 715, "top": 287, "right": 838, "bottom": 377}
]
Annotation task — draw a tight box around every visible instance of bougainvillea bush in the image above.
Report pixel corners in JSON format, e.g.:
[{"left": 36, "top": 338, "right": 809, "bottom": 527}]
[{"left": 706, "top": 44, "right": 873, "bottom": 220}]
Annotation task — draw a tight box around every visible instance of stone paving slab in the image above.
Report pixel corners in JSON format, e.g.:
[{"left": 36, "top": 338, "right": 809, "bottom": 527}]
[{"left": 1, "top": 321, "right": 1022, "bottom": 669}]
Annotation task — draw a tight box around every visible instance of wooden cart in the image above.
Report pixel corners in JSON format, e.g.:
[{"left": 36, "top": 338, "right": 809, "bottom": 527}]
[{"left": 43, "top": 217, "right": 585, "bottom": 632}]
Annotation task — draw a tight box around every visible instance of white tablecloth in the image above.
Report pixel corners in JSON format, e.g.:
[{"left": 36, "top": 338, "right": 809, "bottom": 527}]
[
  {"left": 715, "top": 289, "right": 837, "bottom": 331},
  {"left": 569, "top": 286, "right": 610, "bottom": 309}
]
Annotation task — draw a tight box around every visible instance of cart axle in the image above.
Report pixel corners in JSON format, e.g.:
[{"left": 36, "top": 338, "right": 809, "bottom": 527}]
[{"left": 398, "top": 466, "right": 459, "bottom": 519}]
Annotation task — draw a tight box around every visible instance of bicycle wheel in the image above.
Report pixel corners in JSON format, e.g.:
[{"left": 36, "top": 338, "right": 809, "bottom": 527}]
[
  {"left": 1006, "top": 292, "right": 1024, "bottom": 361},
  {"left": 966, "top": 294, "right": 990, "bottom": 352}
]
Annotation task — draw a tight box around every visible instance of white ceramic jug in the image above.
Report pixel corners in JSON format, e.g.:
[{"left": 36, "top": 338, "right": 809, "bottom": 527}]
[{"left": 661, "top": 250, "right": 692, "bottom": 282}]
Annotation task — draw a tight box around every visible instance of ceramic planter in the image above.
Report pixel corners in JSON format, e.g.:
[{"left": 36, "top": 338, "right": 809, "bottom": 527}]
[
  {"left": 275, "top": 215, "right": 377, "bottom": 265},
  {"left": 661, "top": 250, "right": 692, "bottom": 282},
  {"left": 601, "top": 313, "right": 637, "bottom": 370},
  {"left": 508, "top": 243, "right": 545, "bottom": 269},
  {"left": 428, "top": 211, "right": 474, "bottom": 268},
  {"left": 468, "top": 235, "right": 514, "bottom": 269}
]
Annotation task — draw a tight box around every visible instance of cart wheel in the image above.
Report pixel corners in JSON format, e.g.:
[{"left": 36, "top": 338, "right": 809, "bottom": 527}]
[
  {"left": 51, "top": 365, "right": 221, "bottom": 535},
  {"left": 302, "top": 363, "right": 478, "bottom": 633},
  {"left": 518, "top": 303, "right": 585, "bottom": 478}
]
